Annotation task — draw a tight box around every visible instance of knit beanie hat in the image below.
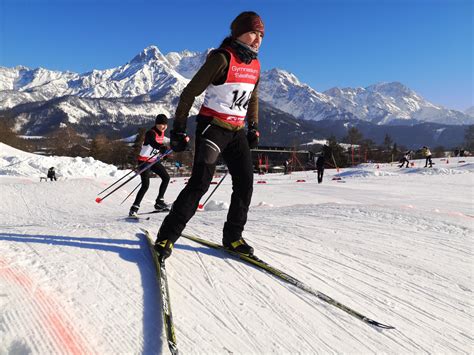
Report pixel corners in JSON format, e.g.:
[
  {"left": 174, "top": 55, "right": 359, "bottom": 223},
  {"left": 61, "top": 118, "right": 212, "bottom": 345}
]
[
  {"left": 155, "top": 114, "right": 168, "bottom": 125},
  {"left": 231, "top": 11, "right": 264, "bottom": 38}
]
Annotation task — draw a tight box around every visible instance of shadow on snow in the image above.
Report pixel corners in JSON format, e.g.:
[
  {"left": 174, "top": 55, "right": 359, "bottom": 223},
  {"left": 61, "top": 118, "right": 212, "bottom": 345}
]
[{"left": 0, "top": 232, "right": 163, "bottom": 355}]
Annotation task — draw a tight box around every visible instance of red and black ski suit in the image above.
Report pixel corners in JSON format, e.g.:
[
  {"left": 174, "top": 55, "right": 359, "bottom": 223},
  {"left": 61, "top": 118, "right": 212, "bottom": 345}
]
[{"left": 132, "top": 127, "right": 170, "bottom": 207}]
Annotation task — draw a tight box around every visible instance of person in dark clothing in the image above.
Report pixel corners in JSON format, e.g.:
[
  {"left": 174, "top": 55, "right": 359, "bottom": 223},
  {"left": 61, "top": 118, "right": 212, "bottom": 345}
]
[
  {"left": 316, "top": 155, "right": 325, "bottom": 183},
  {"left": 154, "top": 11, "right": 265, "bottom": 259},
  {"left": 47, "top": 167, "right": 57, "bottom": 181},
  {"left": 399, "top": 150, "right": 411, "bottom": 168},
  {"left": 129, "top": 114, "right": 171, "bottom": 217}
]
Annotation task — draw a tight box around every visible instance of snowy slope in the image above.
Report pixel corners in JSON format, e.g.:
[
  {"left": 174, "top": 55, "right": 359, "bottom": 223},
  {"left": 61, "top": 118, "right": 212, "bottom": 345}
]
[{"left": 0, "top": 146, "right": 473, "bottom": 354}]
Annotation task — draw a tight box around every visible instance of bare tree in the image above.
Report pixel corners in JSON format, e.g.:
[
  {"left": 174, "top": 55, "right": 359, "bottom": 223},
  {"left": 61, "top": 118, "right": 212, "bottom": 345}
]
[
  {"left": 90, "top": 134, "right": 111, "bottom": 163},
  {"left": 47, "top": 126, "right": 86, "bottom": 156},
  {"left": 343, "top": 127, "right": 363, "bottom": 146},
  {"left": 465, "top": 125, "right": 474, "bottom": 152}
]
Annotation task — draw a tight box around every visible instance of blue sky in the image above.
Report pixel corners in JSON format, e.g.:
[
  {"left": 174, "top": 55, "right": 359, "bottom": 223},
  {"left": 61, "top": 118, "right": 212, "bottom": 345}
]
[{"left": 1, "top": 0, "right": 472, "bottom": 110}]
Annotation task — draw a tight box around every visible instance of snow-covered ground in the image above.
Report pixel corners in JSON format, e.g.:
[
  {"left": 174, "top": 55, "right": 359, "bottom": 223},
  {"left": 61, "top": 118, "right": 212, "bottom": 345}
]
[{"left": 1, "top": 143, "right": 473, "bottom": 354}]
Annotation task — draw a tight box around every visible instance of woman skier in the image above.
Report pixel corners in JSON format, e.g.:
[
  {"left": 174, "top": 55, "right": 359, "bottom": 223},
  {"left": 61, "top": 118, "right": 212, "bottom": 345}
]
[
  {"left": 129, "top": 114, "right": 171, "bottom": 217},
  {"left": 154, "top": 11, "right": 265, "bottom": 259}
]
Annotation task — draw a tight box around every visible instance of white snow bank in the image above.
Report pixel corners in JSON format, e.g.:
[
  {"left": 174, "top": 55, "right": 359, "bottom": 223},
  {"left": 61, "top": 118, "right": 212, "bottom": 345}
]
[
  {"left": 0, "top": 143, "right": 130, "bottom": 178},
  {"left": 335, "top": 169, "right": 398, "bottom": 178},
  {"left": 203, "top": 200, "right": 229, "bottom": 211},
  {"left": 336, "top": 158, "right": 474, "bottom": 179}
]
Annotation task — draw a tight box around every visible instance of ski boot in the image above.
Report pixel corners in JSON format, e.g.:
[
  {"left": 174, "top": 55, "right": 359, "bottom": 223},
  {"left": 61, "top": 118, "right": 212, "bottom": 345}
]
[
  {"left": 154, "top": 232, "right": 174, "bottom": 259},
  {"left": 129, "top": 204, "right": 139, "bottom": 217},
  {"left": 154, "top": 198, "right": 169, "bottom": 211},
  {"left": 223, "top": 238, "right": 254, "bottom": 256}
]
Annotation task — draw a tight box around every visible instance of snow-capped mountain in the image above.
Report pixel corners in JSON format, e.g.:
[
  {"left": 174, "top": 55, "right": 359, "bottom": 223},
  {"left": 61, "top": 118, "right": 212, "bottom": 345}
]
[
  {"left": 259, "top": 69, "right": 357, "bottom": 122},
  {"left": 0, "top": 46, "right": 208, "bottom": 133},
  {"left": 8, "top": 95, "right": 178, "bottom": 136},
  {"left": 259, "top": 69, "right": 472, "bottom": 125},
  {"left": 0, "top": 46, "right": 193, "bottom": 108},
  {"left": 324, "top": 82, "right": 473, "bottom": 125},
  {"left": 1, "top": 45, "right": 472, "bottom": 136},
  {"left": 165, "top": 49, "right": 211, "bottom": 79},
  {"left": 465, "top": 106, "right": 474, "bottom": 118}
]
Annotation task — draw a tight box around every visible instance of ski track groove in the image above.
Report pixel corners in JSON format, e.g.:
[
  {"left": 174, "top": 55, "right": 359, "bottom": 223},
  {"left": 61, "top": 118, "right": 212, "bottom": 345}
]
[
  {"left": 222, "top": 256, "right": 329, "bottom": 352},
  {"left": 250, "top": 284, "right": 320, "bottom": 351},
  {"left": 85, "top": 247, "right": 143, "bottom": 352},
  {"left": 288, "top": 286, "right": 371, "bottom": 352},
  {"left": 186, "top": 252, "right": 233, "bottom": 329},
  {"left": 195, "top": 251, "right": 257, "bottom": 348},
  {"left": 251, "top": 205, "right": 471, "bottom": 352},
  {"left": 2, "top": 276, "right": 51, "bottom": 354},
  {"left": 0, "top": 258, "right": 90, "bottom": 354},
  {"left": 325, "top": 255, "right": 470, "bottom": 352},
  {"left": 296, "top": 241, "right": 470, "bottom": 351},
  {"left": 219, "top": 247, "right": 381, "bottom": 352}
]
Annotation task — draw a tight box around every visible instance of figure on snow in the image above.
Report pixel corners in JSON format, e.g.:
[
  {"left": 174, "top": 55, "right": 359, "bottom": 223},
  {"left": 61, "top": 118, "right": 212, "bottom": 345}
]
[
  {"left": 128, "top": 114, "right": 171, "bottom": 217},
  {"left": 154, "top": 11, "right": 265, "bottom": 259}
]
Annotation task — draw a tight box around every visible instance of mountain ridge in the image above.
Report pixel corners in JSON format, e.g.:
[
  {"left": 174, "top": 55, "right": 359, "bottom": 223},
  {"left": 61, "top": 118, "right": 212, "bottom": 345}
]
[
  {"left": 0, "top": 45, "right": 471, "bottom": 148},
  {"left": 1, "top": 45, "right": 471, "bottom": 126}
]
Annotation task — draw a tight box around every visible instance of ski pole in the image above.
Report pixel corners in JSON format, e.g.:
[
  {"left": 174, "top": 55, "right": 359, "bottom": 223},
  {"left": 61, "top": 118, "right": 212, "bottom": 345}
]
[
  {"left": 120, "top": 182, "right": 142, "bottom": 205},
  {"left": 198, "top": 172, "right": 228, "bottom": 210},
  {"left": 98, "top": 152, "right": 160, "bottom": 196},
  {"left": 95, "top": 149, "right": 172, "bottom": 204},
  {"left": 331, "top": 153, "right": 339, "bottom": 172}
]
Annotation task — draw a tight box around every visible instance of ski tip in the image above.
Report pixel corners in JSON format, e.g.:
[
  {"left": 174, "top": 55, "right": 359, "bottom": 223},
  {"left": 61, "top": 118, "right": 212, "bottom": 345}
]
[
  {"left": 367, "top": 319, "right": 395, "bottom": 330},
  {"left": 197, "top": 204, "right": 204, "bottom": 211},
  {"left": 95, "top": 197, "right": 103, "bottom": 203}
]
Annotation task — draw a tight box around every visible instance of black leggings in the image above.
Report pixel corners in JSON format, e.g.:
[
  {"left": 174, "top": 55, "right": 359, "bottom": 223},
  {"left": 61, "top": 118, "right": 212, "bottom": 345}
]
[
  {"left": 425, "top": 156, "right": 433, "bottom": 167},
  {"left": 132, "top": 161, "right": 170, "bottom": 206},
  {"left": 317, "top": 168, "right": 324, "bottom": 183},
  {"left": 159, "top": 120, "right": 253, "bottom": 244}
]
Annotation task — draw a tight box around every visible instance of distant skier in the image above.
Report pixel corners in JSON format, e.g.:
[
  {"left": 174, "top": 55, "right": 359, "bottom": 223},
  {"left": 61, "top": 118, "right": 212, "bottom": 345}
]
[
  {"left": 316, "top": 154, "right": 325, "bottom": 183},
  {"left": 154, "top": 11, "right": 265, "bottom": 259},
  {"left": 421, "top": 146, "right": 433, "bottom": 168},
  {"left": 284, "top": 159, "right": 292, "bottom": 175},
  {"left": 47, "top": 167, "right": 57, "bottom": 181},
  {"left": 399, "top": 150, "right": 411, "bottom": 168},
  {"left": 129, "top": 114, "right": 171, "bottom": 217}
]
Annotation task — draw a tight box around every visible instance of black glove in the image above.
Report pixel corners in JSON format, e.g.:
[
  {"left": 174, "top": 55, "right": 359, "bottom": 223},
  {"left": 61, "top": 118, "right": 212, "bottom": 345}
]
[
  {"left": 158, "top": 145, "right": 168, "bottom": 154},
  {"left": 247, "top": 124, "right": 259, "bottom": 149},
  {"left": 170, "top": 129, "right": 189, "bottom": 152}
]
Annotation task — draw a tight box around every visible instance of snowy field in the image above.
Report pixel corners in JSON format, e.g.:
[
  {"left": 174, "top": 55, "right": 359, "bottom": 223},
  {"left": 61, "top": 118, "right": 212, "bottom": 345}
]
[{"left": 0, "top": 143, "right": 473, "bottom": 354}]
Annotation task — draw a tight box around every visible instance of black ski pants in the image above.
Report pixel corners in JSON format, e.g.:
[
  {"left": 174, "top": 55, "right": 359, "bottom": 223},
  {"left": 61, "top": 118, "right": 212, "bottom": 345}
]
[
  {"left": 159, "top": 120, "right": 254, "bottom": 244},
  {"left": 424, "top": 156, "right": 433, "bottom": 168},
  {"left": 132, "top": 161, "right": 170, "bottom": 207},
  {"left": 317, "top": 167, "right": 324, "bottom": 183},
  {"left": 399, "top": 158, "right": 409, "bottom": 168}
]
